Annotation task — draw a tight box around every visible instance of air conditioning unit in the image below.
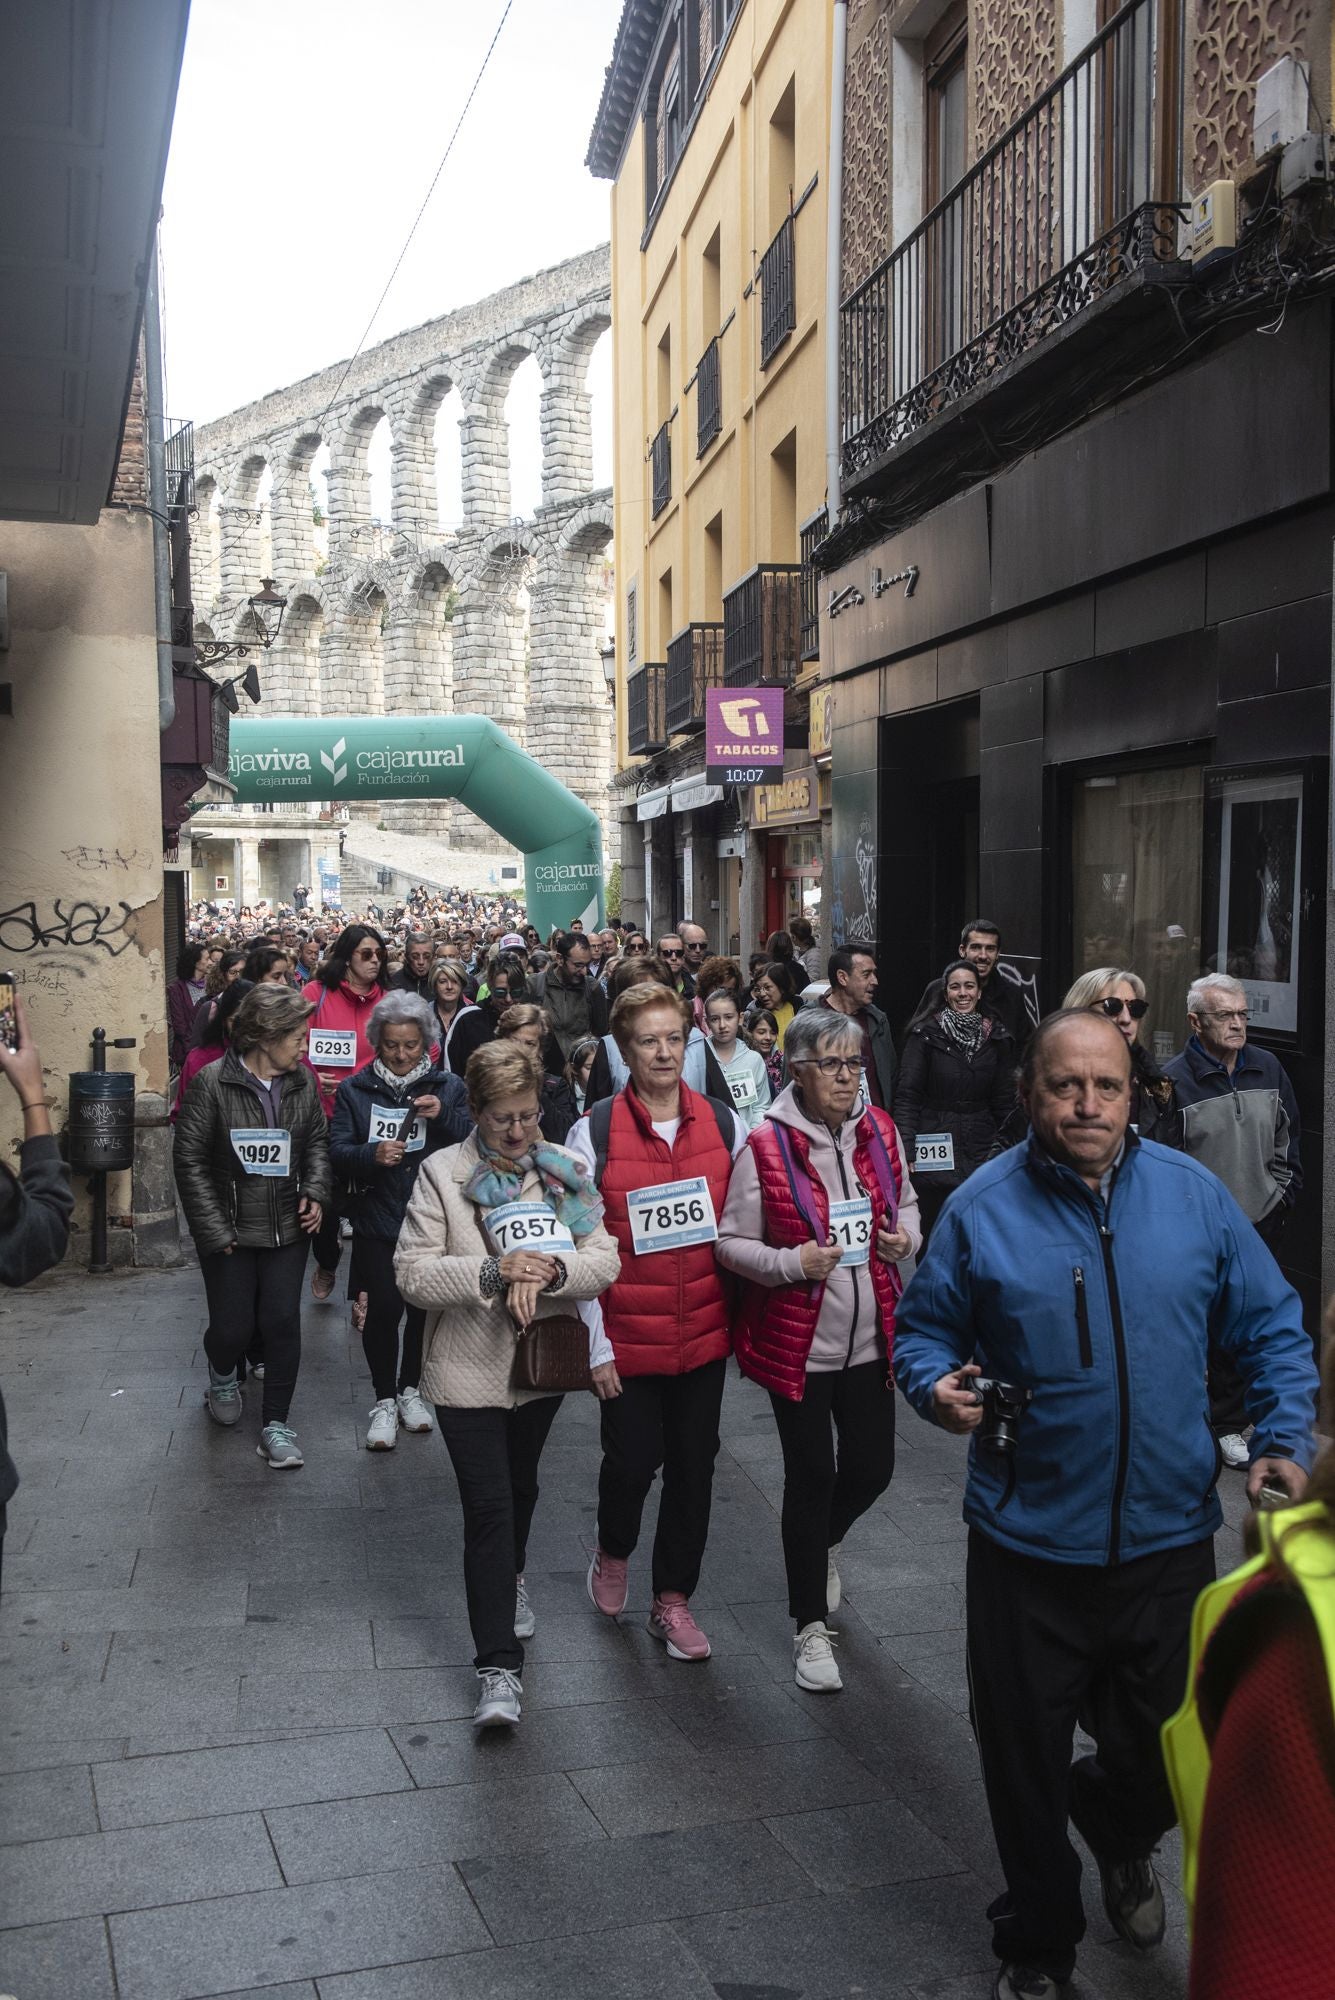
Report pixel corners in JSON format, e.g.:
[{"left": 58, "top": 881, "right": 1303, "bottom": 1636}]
[
  {"left": 1280, "top": 130, "right": 1330, "bottom": 197},
  {"left": 1254, "top": 55, "right": 1310, "bottom": 160}
]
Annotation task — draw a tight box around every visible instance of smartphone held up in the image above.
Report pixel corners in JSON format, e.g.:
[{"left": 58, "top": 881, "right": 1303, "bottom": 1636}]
[{"left": 0, "top": 972, "right": 18, "bottom": 1056}]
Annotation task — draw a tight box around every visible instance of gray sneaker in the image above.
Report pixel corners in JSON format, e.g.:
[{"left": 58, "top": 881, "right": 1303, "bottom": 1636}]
[
  {"left": 473, "top": 1667, "right": 521, "bottom": 1728},
  {"left": 204, "top": 1367, "right": 242, "bottom": 1427},
  {"left": 256, "top": 1422, "right": 304, "bottom": 1469}
]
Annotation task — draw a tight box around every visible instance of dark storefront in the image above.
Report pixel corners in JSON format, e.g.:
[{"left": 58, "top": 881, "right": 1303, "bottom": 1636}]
[{"left": 824, "top": 299, "right": 1332, "bottom": 1331}]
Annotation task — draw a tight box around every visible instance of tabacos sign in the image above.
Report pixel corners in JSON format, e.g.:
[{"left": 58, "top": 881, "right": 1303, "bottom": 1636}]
[{"left": 704, "top": 688, "right": 785, "bottom": 785}]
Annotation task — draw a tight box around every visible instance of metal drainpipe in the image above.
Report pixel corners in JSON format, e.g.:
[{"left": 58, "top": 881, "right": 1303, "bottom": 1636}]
[
  {"left": 825, "top": 0, "right": 850, "bottom": 523},
  {"left": 144, "top": 238, "right": 175, "bottom": 731}
]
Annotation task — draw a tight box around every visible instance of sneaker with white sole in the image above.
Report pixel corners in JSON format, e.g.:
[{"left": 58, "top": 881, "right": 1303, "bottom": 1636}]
[
  {"left": 1218, "top": 1431, "right": 1250, "bottom": 1469},
  {"left": 256, "top": 1422, "right": 304, "bottom": 1469},
  {"left": 794, "top": 1620, "right": 842, "bottom": 1691},
  {"left": 396, "top": 1385, "right": 434, "bottom": 1434},
  {"left": 647, "top": 1592, "right": 711, "bottom": 1660},
  {"left": 204, "top": 1366, "right": 243, "bottom": 1427},
  {"left": 365, "top": 1399, "right": 398, "bottom": 1451},
  {"left": 827, "top": 1544, "right": 843, "bottom": 1615},
  {"left": 514, "top": 1575, "right": 536, "bottom": 1640},
  {"left": 473, "top": 1667, "right": 522, "bottom": 1727},
  {"left": 310, "top": 1265, "right": 335, "bottom": 1303},
  {"left": 587, "top": 1546, "right": 628, "bottom": 1618},
  {"left": 993, "top": 1966, "right": 1066, "bottom": 1999}
]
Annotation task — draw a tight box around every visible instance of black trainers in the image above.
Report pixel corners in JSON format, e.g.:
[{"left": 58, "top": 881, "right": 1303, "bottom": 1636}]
[
  {"left": 993, "top": 1967, "right": 1065, "bottom": 2000},
  {"left": 1095, "top": 1853, "right": 1165, "bottom": 1951}
]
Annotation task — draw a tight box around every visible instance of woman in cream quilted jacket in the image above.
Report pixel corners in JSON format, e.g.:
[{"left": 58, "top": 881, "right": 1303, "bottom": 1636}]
[{"left": 395, "top": 1039, "right": 620, "bottom": 1729}]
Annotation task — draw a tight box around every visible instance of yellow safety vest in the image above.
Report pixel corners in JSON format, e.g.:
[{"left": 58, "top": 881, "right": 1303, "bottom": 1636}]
[{"left": 1162, "top": 1501, "right": 1335, "bottom": 1932}]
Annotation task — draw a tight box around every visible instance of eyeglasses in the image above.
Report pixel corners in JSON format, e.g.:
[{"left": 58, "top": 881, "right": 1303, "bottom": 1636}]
[
  {"left": 795, "top": 1056, "right": 861, "bottom": 1078},
  {"left": 659, "top": 946, "right": 683, "bottom": 960},
  {"left": 482, "top": 1108, "right": 541, "bottom": 1130},
  {"left": 1092, "top": 996, "right": 1149, "bottom": 1021},
  {"left": 625, "top": 941, "right": 649, "bottom": 954}
]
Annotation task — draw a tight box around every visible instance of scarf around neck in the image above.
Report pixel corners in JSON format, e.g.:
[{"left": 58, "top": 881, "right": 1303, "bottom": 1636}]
[
  {"left": 371, "top": 1052, "right": 433, "bottom": 1094},
  {"left": 938, "top": 1006, "right": 989, "bottom": 1060},
  {"left": 463, "top": 1137, "right": 603, "bottom": 1239}
]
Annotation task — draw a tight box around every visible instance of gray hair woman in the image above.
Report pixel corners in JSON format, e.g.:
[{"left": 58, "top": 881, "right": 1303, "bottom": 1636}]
[
  {"left": 395, "top": 1040, "right": 621, "bottom": 1729},
  {"left": 330, "top": 989, "right": 472, "bottom": 1450},
  {"left": 717, "top": 1005, "right": 920, "bottom": 1695}
]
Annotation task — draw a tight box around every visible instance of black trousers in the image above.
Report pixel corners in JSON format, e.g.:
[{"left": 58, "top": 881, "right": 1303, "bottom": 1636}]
[
  {"left": 312, "top": 1191, "right": 342, "bottom": 1276},
  {"left": 200, "top": 1240, "right": 309, "bottom": 1425},
  {"left": 352, "top": 1234, "right": 425, "bottom": 1401},
  {"left": 597, "top": 1357, "right": 725, "bottom": 1599},
  {"left": 966, "top": 1529, "right": 1215, "bottom": 1982},
  {"left": 768, "top": 1359, "right": 896, "bottom": 1628},
  {"left": 435, "top": 1397, "right": 563, "bottom": 1670}
]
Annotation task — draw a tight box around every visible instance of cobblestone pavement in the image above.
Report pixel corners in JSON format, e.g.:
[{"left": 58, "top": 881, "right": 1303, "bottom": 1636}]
[{"left": 0, "top": 1265, "right": 1249, "bottom": 2000}]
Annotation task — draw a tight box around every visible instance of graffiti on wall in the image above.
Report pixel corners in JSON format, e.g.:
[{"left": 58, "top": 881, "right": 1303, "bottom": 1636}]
[{"left": 0, "top": 899, "right": 138, "bottom": 959}]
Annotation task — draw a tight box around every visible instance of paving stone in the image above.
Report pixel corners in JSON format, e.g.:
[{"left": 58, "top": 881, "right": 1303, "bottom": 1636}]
[
  {"left": 570, "top": 1734, "right": 886, "bottom": 1838},
  {"left": 93, "top": 1729, "right": 412, "bottom": 1828},
  {"left": 107, "top": 1863, "right": 490, "bottom": 1999},
  {"left": 0, "top": 1811, "right": 282, "bottom": 1927},
  {"left": 459, "top": 1818, "right": 812, "bottom": 1945},
  {"left": 763, "top": 1796, "right": 963, "bottom": 1892},
  {"left": 0, "top": 1763, "right": 98, "bottom": 1844},
  {"left": 316, "top": 1921, "right": 718, "bottom": 1998},
  {"left": 389, "top": 1698, "right": 690, "bottom": 1787},
  {"left": 0, "top": 1581, "right": 248, "bottom": 1634},
  {"left": 266, "top": 1769, "right": 605, "bottom": 1882},
  {"left": 106, "top": 1618, "right": 376, "bottom": 1675},
  {"left": 0, "top": 1913, "right": 117, "bottom": 2000},
  {"left": 238, "top": 1668, "right": 477, "bottom": 1730}
]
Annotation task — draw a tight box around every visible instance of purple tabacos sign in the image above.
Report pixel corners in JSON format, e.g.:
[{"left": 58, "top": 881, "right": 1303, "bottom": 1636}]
[{"left": 704, "top": 687, "right": 786, "bottom": 784}]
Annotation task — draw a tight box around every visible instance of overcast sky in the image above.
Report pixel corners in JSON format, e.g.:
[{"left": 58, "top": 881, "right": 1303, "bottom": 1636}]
[{"left": 160, "top": 0, "right": 623, "bottom": 518}]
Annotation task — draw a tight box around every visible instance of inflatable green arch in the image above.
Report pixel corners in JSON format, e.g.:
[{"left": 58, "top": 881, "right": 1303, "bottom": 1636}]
[{"left": 227, "top": 715, "right": 605, "bottom": 933}]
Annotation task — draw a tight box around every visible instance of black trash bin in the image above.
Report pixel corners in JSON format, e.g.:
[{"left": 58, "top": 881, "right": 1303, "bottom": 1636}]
[{"left": 67, "top": 1071, "right": 136, "bottom": 1174}]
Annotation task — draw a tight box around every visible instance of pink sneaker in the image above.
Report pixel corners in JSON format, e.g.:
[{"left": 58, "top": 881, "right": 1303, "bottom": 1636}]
[
  {"left": 647, "top": 1592, "right": 711, "bottom": 1661},
  {"left": 587, "top": 1547, "right": 629, "bottom": 1618}
]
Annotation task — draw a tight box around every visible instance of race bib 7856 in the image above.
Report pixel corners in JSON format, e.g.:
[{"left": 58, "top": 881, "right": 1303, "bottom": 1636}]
[{"left": 626, "top": 1176, "right": 718, "bottom": 1256}]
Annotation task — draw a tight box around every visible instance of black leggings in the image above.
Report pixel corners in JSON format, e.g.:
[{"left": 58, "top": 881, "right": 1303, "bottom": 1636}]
[
  {"left": 200, "top": 1240, "right": 309, "bottom": 1425},
  {"left": 312, "top": 1193, "right": 342, "bottom": 1276},
  {"left": 597, "top": 1358, "right": 726, "bottom": 1599},
  {"left": 352, "top": 1234, "right": 425, "bottom": 1401},
  {"left": 435, "top": 1398, "right": 563, "bottom": 1670},
  {"left": 768, "top": 1359, "right": 897, "bottom": 1628}
]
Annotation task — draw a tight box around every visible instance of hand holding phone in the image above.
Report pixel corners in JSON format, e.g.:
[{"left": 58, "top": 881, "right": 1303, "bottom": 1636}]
[
  {"left": 0, "top": 971, "right": 17, "bottom": 1056},
  {"left": 0, "top": 988, "right": 49, "bottom": 1129}
]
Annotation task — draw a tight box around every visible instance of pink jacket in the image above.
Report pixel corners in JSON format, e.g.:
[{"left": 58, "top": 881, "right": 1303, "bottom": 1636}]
[{"left": 302, "top": 978, "right": 384, "bottom": 1116}]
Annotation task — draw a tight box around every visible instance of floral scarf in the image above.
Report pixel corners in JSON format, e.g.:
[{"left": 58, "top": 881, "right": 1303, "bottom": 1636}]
[
  {"left": 371, "top": 1053, "right": 433, "bottom": 1094},
  {"left": 463, "top": 1139, "right": 603, "bottom": 1239},
  {"left": 938, "top": 1007, "right": 991, "bottom": 1061}
]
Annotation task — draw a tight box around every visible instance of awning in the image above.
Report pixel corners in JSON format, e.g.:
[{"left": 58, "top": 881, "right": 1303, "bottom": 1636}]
[
  {"left": 636, "top": 785, "right": 671, "bottom": 821},
  {"left": 671, "top": 777, "right": 724, "bottom": 813}
]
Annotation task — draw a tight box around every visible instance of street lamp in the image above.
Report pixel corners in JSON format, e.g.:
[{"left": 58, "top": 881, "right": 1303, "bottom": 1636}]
[{"left": 195, "top": 578, "right": 289, "bottom": 672}]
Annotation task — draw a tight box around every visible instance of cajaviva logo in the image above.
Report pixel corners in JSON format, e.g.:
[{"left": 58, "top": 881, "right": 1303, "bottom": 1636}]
[{"left": 319, "top": 737, "right": 348, "bottom": 786}]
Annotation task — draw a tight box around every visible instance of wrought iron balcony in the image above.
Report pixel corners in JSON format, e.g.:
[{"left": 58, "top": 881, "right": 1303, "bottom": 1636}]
[
  {"left": 799, "top": 508, "right": 828, "bottom": 662},
  {"left": 651, "top": 421, "right": 671, "bottom": 519},
  {"left": 696, "top": 337, "right": 721, "bottom": 455},
  {"left": 164, "top": 420, "right": 195, "bottom": 518},
  {"left": 760, "top": 213, "right": 795, "bottom": 366},
  {"left": 723, "top": 565, "right": 803, "bottom": 688},
  {"left": 626, "top": 661, "right": 667, "bottom": 755},
  {"left": 665, "top": 622, "right": 725, "bottom": 734},
  {"left": 841, "top": 0, "right": 1182, "bottom": 487}
]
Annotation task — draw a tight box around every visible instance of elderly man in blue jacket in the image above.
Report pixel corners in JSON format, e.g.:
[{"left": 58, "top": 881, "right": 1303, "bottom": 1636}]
[{"left": 895, "top": 1008, "right": 1318, "bottom": 2000}]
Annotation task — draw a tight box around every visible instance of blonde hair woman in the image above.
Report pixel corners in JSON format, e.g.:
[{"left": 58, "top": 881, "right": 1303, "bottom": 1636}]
[
  {"left": 1061, "top": 967, "right": 1181, "bottom": 1148},
  {"left": 395, "top": 1040, "right": 620, "bottom": 1729}
]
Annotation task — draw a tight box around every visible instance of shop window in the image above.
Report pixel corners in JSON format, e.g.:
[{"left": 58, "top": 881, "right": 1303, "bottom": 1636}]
[
  {"left": 1203, "top": 770, "right": 1305, "bottom": 1037},
  {"left": 1070, "top": 764, "right": 1204, "bottom": 1061}
]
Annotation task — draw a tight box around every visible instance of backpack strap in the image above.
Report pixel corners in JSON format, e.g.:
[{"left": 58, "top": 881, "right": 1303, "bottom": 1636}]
[
  {"left": 703, "top": 1092, "right": 736, "bottom": 1155},
  {"left": 590, "top": 1093, "right": 615, "bottom": 1183},
  {"left": 860, "top": 1108, "right": 901, "bottom": 1229}
]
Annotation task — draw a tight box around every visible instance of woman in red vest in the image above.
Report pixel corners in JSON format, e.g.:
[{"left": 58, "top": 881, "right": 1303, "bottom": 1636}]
[
  {"left": 718, "top": 1006, "right": 920, "bottom": 1694},
  {"left": 568, "top": 981, "right": 744, "bottom": 1663}
]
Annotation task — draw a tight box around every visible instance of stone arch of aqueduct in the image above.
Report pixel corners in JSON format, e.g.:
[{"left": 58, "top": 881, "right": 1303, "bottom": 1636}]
[{"left": 191, "top": 245, "right": 614, "bottom": 853}]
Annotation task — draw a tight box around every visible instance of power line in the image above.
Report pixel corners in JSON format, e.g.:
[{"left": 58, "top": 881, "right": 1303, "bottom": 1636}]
[{"left": 263, "top": 0, "right": 518, "bottom": 520}]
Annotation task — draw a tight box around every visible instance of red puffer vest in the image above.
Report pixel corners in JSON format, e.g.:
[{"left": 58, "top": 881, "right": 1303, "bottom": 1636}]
[
  {"left": 600, "top": 1083, "right": 734, "bottom": 1377},
  {"left": 736, "top": 1105, "right": 905, "bottom": 1402}
]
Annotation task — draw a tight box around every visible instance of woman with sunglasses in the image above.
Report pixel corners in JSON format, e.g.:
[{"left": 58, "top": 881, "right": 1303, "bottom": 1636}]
[
  {"left": 302, "top": 923, "right": 387, "bottom": 1300},
  {"left": 894, "top": 958, "right": 1017, "bottom": 1240},
  {"left": 1063, "top": 967, "right": 1183, "bottom": 1147}
]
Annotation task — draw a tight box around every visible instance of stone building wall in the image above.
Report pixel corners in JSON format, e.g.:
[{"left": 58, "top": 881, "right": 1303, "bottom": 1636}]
[{"left": 191, "top": 248, "right": 616, "bottom": 855}]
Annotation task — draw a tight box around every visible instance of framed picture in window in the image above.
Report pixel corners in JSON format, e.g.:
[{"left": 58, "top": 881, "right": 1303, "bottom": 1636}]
[{"left": 1206, "top": 770, "right": 1303, "bottom": 1035}]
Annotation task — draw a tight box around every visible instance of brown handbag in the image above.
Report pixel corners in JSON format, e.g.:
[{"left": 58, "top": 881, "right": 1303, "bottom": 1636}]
[{"left": 470, "top": 1201, "right": 592, "bottom": 1394}]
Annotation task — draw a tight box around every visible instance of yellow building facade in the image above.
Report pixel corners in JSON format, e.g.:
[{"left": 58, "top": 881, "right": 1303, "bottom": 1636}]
[{"left": 589, "top": 0, "right": 835, "bottom": 956}]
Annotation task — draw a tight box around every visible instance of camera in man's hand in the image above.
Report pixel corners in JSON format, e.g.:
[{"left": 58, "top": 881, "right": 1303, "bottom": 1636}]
[{"left": 968, "top": 1377, "right": 1034, "bottom": 1456}]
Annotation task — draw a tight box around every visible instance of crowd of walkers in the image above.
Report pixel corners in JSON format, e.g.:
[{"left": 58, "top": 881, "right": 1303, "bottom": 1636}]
[{"left": 164, "top": 898, "right": 1330, "bottom": 2000}]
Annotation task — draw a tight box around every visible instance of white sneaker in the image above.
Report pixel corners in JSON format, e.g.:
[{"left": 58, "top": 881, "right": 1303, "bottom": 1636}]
[
  {"left": 473, "top": 1667, "right": 522, "bottom": 1728},
  {"left": 1218, "top": 1431, "right": 1250, "bottom": 1469},
  {"left": 396, "top": 1385, "right": 434, "bottom": 1434},
  {"left": 514, "top": 1574, "right": 536, "bottom": 1640},
  {"left": 827, "top": 1543, "right": 842, "bottom": 1615},
  {"left": 794, "top": 1620, "right": 842, "bottom": 1692},
  {"left": 365, "top": 1399, "right": 399, "bottom": 1451}
]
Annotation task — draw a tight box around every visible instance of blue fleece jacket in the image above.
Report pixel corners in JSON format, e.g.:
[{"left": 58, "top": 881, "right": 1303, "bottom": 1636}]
[{"left": 894, "top": 1134, "right": 1318, "bottom": 1566}]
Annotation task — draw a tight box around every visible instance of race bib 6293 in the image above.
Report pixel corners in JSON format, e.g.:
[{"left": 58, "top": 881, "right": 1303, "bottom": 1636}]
[{"left": 309, "top": 1028, "right": 357, "bottom": 1068}]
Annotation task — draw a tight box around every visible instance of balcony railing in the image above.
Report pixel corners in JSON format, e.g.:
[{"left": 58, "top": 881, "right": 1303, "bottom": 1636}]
[
  {"left": 626, "top": 661, "right": 667, "bottom": 755},
  {"left": 842, "top": 0, "right": 1179, "bottom": 474},
  {"left": 723, "top": 565, "right": 803, "bottom": 688},
  {"left": 799, "top": 508, "right": 828, "bottom": 662},
  {"left": 696, "top": 337, "right": 721, "bottom": 455},
  {"left": 165, "top": 420, "right": 195, "bottom": 517},
  {"left": 651, "top": 422, "right": 672, "bottom": 519},
  {"left": 666, "top": 622, "right": 725, "bottom": 733},
  {"left": 760, "top": 213, "right": 795, "bottom": 366}
]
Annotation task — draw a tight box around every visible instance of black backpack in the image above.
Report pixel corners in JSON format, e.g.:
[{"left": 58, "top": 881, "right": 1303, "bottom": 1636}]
[{"left": 587, "top": 1089, "right": 735, "bottom": 1182}]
